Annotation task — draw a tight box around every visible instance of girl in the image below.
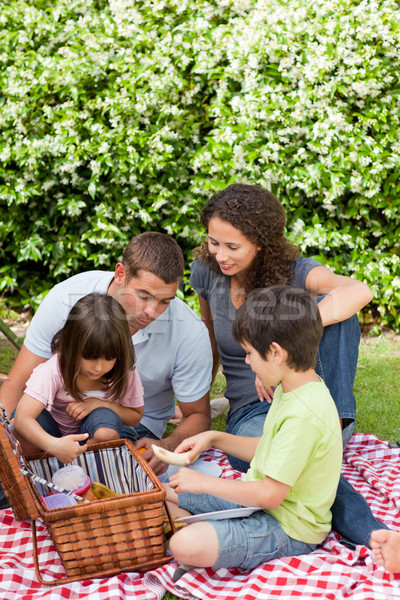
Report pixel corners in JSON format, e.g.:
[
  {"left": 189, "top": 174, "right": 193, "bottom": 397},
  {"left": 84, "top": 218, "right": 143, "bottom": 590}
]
[
  {"left": 189, "top": 182, "right": 387, "bottom": 551},
  {"left": 14, "top": 293, "right": 144, "bottom": 464}
]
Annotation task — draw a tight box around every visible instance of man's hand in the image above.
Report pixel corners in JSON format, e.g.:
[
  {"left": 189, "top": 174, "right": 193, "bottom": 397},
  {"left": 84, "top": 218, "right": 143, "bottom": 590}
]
[{"left": 134, "top": 438, "right": 169, "bottom": 475}]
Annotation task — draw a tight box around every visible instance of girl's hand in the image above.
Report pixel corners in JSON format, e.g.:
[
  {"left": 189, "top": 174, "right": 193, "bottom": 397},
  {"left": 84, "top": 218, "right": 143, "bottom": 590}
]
[
  {"left": 48, "top": 433, "right": 89, "bottom": 464},
  {"left": 255, "top": 376, "right": 274, "bottom": 403},
  {"left": 66, "top": 398, "right": 99, "bottom": 420},
  {"left": 173, "top": 431, "right": 215, "bottom": 463},
  {"left": 169, "top": 467, "right": 207, "bottom": 495}
]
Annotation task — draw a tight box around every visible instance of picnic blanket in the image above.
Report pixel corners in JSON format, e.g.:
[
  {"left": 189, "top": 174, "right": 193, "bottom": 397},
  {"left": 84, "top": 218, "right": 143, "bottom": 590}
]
[{"left": 0, "top": 432, "right": 399, "bottom": 599}]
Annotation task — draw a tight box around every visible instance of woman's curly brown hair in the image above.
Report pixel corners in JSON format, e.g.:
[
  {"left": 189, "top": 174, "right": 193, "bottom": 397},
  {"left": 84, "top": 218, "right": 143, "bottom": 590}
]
[{"left": 195, "top": 183, "right": 300, "bottom": 295}]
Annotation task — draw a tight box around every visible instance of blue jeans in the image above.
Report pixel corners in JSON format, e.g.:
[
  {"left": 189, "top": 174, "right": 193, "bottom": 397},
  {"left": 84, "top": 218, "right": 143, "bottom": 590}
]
[
  {"left": 225, "top": 315, "right": 388, "bottom": 548},
  {"left": 178, "top": 492, "right": 318, "bottom": 570},
  {"left": 36, "top": 410, "right": 158, "bottom": 444},
  {"left": 36, "top": 407, "right": 123, "bottom": 442},
  {"left": 120, "top": 423, "right": 159, "bottom": 443}
]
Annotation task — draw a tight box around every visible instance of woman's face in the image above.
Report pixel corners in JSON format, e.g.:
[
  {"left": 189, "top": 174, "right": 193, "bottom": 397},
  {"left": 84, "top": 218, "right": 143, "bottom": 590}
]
[{"left": 208, "top": 217, "right": 260, "bottom": 277}]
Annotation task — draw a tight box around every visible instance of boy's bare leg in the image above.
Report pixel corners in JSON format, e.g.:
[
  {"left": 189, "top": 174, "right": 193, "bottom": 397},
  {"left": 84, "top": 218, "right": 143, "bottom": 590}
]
[
  {"left": 169, "top": 521, "right": 219, "bottom": 568},
  {"left": 164, "top": 482, "right": 194, "bottom": 519},
  {"left": 370, "top": 529, "right": 400, "bottom": 573}
]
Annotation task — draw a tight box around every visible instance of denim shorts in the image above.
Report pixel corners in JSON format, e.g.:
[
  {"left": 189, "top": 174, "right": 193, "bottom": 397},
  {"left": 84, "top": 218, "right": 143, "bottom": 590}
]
[{"left": 178, "top": 492, "right": 318, "bottom": 570}]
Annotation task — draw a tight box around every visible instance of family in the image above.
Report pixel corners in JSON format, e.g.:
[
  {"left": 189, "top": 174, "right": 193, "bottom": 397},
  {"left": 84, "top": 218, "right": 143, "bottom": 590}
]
[{"left": 1, "top": 183, "right": 399, "bottom": 574}]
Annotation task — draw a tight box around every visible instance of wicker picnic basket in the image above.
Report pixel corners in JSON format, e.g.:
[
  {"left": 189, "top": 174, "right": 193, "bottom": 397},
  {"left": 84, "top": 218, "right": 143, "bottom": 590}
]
[{"left": 0, "top": 411, "right": 175, "bottom": 585}]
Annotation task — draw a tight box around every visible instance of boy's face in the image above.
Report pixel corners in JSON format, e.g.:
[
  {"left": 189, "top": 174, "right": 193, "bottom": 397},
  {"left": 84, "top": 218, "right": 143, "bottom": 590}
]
[{"left": 242, "top": 341, "right": 281, "bottom": 388}]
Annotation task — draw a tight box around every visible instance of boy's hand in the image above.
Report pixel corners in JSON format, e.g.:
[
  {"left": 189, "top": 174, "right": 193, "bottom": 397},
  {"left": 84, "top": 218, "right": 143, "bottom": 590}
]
[
  {"left": 48, "top": 433, "right": 89, "bottom": 463},
  {"left": 169, "top": 467, "right": 206, "bottom": 495},
  {"left": 173, "top": 431, "right": 215, "bottom": 462},
  {"left": 255, "top": 376, "right": 274, "bottom": 403},
  {"left": 66, "top": 398, "right": 100, "bottom": 420}
]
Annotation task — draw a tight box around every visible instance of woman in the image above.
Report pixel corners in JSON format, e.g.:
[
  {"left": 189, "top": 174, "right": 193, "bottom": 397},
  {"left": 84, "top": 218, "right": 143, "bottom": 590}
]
[{"left": 190, "top": 182, "right": 386, "bottom": 550}]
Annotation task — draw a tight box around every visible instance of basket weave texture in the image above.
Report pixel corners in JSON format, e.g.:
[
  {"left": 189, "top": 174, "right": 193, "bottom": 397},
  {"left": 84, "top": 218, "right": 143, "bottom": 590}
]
[{"left": 0, "top": 423, "right": 173, "bottom": 585}]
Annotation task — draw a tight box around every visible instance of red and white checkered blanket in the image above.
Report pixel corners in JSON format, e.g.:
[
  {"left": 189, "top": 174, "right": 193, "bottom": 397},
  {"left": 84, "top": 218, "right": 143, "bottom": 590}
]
[{"left": 1, "top": 433, "right": 399, "bottom": 599}]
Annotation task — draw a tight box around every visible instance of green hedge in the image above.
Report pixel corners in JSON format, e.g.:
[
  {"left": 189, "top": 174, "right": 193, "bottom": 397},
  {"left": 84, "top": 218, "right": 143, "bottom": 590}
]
[{"left": 0, "top": 0, "right": 399, "bottom": 332}]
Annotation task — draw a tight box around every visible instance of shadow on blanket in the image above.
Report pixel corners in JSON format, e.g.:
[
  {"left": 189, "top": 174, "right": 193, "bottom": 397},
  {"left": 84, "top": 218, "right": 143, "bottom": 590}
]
[{"left": 1, "top": 433, "right": 400, "bottom": 600}]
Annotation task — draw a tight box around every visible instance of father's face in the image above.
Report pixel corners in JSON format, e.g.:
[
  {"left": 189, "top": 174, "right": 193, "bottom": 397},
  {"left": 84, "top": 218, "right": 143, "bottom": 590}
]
[{"left": 112, "top": 266, "right": 178, "bottom": 335}]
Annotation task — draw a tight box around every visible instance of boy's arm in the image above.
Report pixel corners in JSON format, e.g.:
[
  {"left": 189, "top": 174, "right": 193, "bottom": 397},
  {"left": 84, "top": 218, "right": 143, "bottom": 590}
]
[
  {"left": 174, "top": 430, "right": 260, "bottom": 465},
  {"left": 168, "top": 469, "right": 290, "bottom": 510}
]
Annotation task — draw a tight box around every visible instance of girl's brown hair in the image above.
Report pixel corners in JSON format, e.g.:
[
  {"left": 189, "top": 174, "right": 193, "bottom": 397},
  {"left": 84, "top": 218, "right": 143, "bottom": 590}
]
[
  {"left": 196, "top": 183, "right": 300, "bottom": 295},
  {"left": 51, "top": 293, "right": 135, "bottom": 403}
]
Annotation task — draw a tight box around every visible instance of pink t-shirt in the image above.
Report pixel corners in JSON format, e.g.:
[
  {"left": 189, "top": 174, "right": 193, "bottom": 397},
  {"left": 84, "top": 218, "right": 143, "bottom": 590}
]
[{"left": 24, "top": 354, "right": 144, "bottom": 436}]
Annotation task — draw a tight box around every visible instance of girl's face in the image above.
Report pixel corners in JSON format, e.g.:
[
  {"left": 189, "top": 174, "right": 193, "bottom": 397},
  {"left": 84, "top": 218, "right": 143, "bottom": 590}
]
[
  {"left": 208, "top": 217, "right": 260, "bottom": 277},
  {"left": 80, "top": 357, "right": 116, "bottom": 380}
]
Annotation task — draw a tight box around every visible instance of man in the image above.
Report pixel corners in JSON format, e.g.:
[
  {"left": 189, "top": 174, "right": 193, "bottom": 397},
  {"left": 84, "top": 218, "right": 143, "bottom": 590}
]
[{"left": 0, "top": 232, "right": 212, "bottom": 475}]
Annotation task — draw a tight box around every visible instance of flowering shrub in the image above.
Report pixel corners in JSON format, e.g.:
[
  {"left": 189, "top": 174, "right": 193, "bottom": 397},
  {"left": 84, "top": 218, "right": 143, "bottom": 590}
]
[{"left": 0, "top": 0, "right": 399, "bottom": 331}]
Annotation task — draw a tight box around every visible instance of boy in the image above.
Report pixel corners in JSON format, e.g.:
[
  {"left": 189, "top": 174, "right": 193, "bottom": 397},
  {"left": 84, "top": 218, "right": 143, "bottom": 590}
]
[{"left": 164, "top": 285, "right": 343, "bottom": 575}]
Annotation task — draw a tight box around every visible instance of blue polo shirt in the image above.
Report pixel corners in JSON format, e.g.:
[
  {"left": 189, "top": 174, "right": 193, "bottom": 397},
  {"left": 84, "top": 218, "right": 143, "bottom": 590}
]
[{"left": 24, "top": 271, "right": 213, "bottom": 438}]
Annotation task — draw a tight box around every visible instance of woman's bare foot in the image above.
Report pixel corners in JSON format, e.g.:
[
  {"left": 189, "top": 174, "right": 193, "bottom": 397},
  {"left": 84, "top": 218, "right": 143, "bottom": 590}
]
[{"left": 370, "top": 529, "right": 400, "bottom": 573}]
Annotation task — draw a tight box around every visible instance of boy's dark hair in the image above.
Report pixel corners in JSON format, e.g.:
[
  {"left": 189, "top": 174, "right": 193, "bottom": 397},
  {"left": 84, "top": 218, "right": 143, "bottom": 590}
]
[
  {"left": 232, "top": 285, "right": 323, "bottom": 371},
  {"left": 51, "top": 293, "right": 135, "bottom": 403},
  {"left": 122, "top": 232, "right": 184, "bottom": 284}
]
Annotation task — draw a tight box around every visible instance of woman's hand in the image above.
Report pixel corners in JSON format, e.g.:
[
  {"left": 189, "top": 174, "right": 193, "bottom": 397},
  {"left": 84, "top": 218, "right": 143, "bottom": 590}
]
[{"left": 255, "top": 376, "right": 274, "bottom": 403}]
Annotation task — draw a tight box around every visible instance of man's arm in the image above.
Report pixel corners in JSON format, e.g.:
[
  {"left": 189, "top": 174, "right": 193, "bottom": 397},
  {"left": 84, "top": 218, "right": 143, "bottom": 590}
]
[{"left": 0, "top": 345, "right": 47, "bottom": 415}]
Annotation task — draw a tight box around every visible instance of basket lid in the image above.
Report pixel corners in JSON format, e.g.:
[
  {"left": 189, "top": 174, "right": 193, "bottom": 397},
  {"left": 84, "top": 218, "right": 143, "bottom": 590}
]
[{"left": 0, "top": 419, "right": 40, "bottom": 521}]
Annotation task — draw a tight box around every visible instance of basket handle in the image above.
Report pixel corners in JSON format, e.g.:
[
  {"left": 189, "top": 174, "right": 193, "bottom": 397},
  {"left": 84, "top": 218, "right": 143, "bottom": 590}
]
[
  {"left": 163, "top": 498, "right": 177, "bottom": 535},
  {"left": 0, "top": 404, "right": 89, "bottom": 504}
]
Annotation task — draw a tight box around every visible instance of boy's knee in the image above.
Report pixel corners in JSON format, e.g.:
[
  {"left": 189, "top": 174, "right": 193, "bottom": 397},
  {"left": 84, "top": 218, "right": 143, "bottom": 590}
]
[{"left": 169, "top": 527, "right": 200, "bottom": 563}]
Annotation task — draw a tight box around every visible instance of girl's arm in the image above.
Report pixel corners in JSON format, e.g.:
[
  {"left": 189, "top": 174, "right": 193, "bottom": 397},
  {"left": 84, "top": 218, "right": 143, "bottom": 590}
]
[
  {"left": 198, "top": 295, "right": 220, "bottom": 384},
  {"left": 14, "top": 394, "right": 88, "bottom": 462},
  {"left": 305, "top": 266, "right": 373, "bottom": 326},
  {"left": 66, "top": 399, "right": 143, "bottom": 426},
  {"left": 167, "top": 469, "right": 290, "bottom": 510}
]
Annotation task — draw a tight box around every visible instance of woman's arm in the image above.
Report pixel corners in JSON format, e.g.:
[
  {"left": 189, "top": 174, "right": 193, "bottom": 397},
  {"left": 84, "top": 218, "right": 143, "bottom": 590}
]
[
  {"left": 198, "top": 295, "right": 220, "bottom": 384},
  {"left": 305, "top": 266, "right": 373, "bottom": 326}
]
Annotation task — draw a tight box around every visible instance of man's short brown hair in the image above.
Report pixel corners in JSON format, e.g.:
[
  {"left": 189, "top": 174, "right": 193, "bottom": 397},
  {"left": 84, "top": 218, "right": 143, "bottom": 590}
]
[{"left": 122, "top": 232, "right": 184, "bottom": 283}]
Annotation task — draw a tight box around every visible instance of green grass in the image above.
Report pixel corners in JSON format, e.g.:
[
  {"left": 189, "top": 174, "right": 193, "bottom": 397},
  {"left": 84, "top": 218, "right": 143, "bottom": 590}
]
[
  {"left": 1, "top": 334, "right": 399, "bottom": 600},
  {"left": 354, "top": 334, "right": 400, "bottom": 443}
]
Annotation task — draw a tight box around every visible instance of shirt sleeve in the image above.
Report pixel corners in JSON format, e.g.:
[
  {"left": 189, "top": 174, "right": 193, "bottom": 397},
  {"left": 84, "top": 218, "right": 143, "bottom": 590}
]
[
  {"left": 171, "top": 323, "right": 213, "bottom": 403},
  {"left": 24, "top": 356, "right": 62, "bottom": 411},
  {"left": 290, "top": 257, "right": 323, "bottom": 290},
  {"left": 119, "top": 369, "right": 144, "bottom": 408},
  {"left": 190, "top": 259, "right": 211, "bottom": 301},
  {"left": 24, "top": 287, "right": 76, "bottom": 358}
]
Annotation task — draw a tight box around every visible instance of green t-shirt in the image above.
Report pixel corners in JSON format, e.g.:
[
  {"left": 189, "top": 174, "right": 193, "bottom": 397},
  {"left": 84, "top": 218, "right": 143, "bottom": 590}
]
[{"left": 243, "top": 380, "right": 342, "bottom": 544}]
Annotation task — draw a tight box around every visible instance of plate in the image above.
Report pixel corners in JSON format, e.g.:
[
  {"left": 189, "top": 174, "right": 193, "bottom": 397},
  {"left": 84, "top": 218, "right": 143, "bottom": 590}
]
[
  {"left": 157, "top": 457, "right": 223, "bottom": 483},
  {"left": 175, "top": 506, "right": 260, "bottom": 523}
]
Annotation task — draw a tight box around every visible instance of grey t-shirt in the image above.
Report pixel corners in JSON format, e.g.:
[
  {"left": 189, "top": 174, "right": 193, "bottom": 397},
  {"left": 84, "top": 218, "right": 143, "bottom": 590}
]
[{"left": 190, "top": 257, "right": 322, "bottom": 416}]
